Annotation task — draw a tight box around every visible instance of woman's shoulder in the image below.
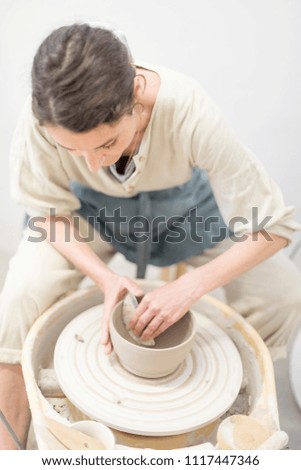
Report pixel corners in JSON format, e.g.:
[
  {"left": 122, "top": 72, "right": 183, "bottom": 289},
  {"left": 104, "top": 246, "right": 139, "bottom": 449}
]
[
  {"left": 136, "top": 60, "right": 218, "bottom": 130},
  {"left": 135, "top": 60, "right": 204, "bottom": 100}
]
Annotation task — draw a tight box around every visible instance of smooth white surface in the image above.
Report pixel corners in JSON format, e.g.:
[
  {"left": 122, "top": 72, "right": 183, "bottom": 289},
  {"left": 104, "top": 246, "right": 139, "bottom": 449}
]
[{"left": 54, "top": 304, "right": 243, "bottom": 436}]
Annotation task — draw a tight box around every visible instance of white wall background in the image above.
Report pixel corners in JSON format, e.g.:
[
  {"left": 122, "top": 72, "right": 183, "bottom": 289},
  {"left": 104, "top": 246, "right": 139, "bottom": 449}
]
[{"left": 1, "top": 0, "right": 301, "bottom": 264}]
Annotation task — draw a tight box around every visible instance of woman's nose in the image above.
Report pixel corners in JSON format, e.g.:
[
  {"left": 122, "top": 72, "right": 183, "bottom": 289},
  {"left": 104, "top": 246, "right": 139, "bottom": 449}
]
[{"left": 84, "top": 152, "right": 105, "bottom": 172}]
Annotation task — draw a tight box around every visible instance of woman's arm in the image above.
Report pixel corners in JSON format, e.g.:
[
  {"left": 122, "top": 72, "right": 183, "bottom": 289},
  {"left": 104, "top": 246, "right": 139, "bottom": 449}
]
[
  {"left": 37, "top": 214, "right": 113, "bottom": 288},
  {"left": 130, "top": 231, "right": 287, "bottom": 340},
  {"left": 187, "top": 231, "right": 287, "bottom": 299},
  {"left": 36, "top": 215, "right": 144, "bottom": 353}
]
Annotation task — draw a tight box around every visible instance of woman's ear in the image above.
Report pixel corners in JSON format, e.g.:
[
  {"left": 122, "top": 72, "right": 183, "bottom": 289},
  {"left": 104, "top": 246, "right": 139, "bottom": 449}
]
[{"left": 133, "top": 74, "right": 145, "bottom": 100}]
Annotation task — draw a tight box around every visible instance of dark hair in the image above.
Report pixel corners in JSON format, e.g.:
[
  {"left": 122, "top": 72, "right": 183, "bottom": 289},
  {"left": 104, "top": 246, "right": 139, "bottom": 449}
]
[{"left": 31, "top": 24, "right": 136, "bottom": 132}]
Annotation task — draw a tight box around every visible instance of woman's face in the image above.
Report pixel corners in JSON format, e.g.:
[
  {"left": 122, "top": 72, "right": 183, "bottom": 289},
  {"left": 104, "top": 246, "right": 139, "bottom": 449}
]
[{"left": 45, "top": 113, "right": 138, "bottom": 172}]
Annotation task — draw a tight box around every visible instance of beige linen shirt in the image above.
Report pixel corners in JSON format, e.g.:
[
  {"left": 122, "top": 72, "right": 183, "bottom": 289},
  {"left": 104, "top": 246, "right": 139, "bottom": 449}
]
[{"left": 9, "top": 61, "right": 299, "bottom": 241}]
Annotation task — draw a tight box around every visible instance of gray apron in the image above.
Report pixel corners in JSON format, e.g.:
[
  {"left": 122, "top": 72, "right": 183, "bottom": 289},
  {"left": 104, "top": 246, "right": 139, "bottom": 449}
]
[{"left": 70, "top": 169, "right": 229, "bottom": 278}]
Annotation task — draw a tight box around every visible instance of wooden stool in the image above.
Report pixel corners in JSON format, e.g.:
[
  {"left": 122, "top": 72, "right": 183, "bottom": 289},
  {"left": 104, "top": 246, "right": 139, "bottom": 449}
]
[{"left": 160, "top": 262, "right": 187, "bottom": 282}]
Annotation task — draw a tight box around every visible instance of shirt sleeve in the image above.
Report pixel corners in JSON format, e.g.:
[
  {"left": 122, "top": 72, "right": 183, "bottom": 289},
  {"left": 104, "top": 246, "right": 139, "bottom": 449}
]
[
  {"left": 186, "top": 87, "right": 301, "bottom": 243},
  {"left": 9, "top": 99, "right": 81, "bottom": 217}
]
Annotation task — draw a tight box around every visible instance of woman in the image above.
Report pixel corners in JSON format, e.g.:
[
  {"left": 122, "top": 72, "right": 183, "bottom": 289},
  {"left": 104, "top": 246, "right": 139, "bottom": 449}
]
[{"left": 0, "top": 23, "right": 300, "bottom": 449}]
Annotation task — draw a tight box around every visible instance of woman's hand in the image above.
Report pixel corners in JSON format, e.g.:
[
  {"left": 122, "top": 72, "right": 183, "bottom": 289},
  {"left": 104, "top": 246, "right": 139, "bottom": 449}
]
[
  {"left": 100, "top": 273, "right": 144, "bottom": 355},
  {"left": 129, "top": 275, "right": 198, "bottom": 341}
]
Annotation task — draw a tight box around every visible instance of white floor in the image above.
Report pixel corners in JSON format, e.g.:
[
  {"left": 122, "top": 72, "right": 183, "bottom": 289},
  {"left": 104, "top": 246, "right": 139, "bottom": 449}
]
[{"left": 1, "top": 250, "right": 301, "bottom": 449}]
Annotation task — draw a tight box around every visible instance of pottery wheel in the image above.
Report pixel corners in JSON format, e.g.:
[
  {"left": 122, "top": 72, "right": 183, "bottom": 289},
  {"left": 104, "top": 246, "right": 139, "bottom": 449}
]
[{"left": 54, "top": 305, "right": 243, "bottom": 436}]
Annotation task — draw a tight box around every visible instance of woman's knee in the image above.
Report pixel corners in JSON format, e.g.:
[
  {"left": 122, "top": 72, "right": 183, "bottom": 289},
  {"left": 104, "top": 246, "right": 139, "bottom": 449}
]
[
  {"left": 0, "top": 285, "right": 41, "bottom": 361},
  {"left": 0, "top": 242, "right": 81, "bottom": 355}
]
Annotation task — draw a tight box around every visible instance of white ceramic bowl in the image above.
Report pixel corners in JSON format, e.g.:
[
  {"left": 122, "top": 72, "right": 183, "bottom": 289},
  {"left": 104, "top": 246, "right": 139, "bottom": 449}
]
[
  {"left": 69, "top": 420, "right": 115, "bottom": 449},
  {"left": 109, "top": 301, "right": 197, "bottom": 378}
]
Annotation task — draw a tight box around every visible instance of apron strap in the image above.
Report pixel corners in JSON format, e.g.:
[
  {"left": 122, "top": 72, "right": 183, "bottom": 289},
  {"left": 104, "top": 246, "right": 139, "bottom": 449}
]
[{"left": 136, "top": 192, "right": 152, "bottom": 278}]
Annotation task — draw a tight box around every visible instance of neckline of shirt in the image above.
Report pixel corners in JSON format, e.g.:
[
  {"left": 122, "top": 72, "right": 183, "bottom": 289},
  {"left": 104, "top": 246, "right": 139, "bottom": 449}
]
[{"left": 104, "top": 61, "right": 165, "bottom": 185}]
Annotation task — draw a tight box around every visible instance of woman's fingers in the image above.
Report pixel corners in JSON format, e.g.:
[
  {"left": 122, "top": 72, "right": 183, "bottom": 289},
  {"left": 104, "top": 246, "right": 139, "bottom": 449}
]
[
  {"left": 129, "top": 295, "right": 152, "bottom": 330},
  {"left": 140, "top": 315, "right": 166, "bottom": 340},
  {"left": 100, "top": 296, "right": 115, "bottom": 345},
  {"left": 123, "top": 278, "right": 144, "bottom": 298},
  {"left": 100, "top": 317, "right": 110, "bottom": 345},
  {"left": 132, "top": 310, "right": 173, "bottom": 340},
  {"left": 131, "top": 305, "right": 171, "bottom": 340},
  {"left": 130, "top": 304, "right": 154, "bottom": 332},
  {"left": 103, "top": 339, "right": 113, "bottom": 355},
  {"left": 100, "top": 276, "right": 145, "bottom": 354}
]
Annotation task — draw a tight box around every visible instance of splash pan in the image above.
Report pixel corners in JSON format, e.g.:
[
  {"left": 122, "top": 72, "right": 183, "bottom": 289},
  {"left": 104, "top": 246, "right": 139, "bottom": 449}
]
[{"left": 22, "top": 281, "right": 288, "bottom": 450}]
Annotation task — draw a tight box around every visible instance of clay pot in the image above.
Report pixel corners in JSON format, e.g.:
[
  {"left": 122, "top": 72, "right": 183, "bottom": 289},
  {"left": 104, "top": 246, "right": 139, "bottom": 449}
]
[{"left": 109, "top": 301, "right": 197, "bottom": 378}]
